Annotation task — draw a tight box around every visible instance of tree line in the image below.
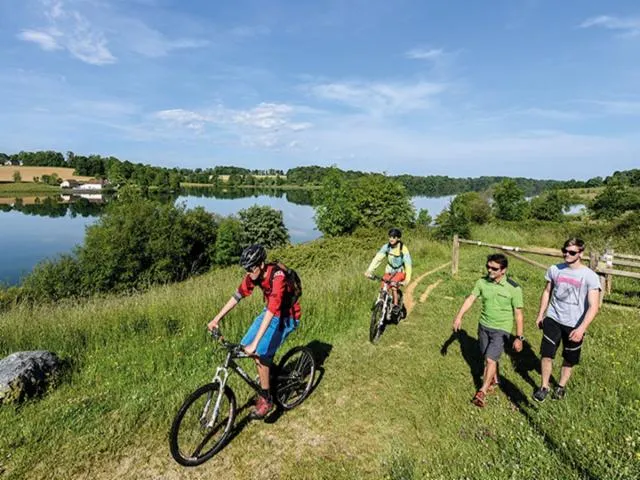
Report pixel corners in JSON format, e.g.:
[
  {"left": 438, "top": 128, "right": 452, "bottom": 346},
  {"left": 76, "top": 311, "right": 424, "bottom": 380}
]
[{"left": 7, "top": 150, "right": 639, "bottom": 197}]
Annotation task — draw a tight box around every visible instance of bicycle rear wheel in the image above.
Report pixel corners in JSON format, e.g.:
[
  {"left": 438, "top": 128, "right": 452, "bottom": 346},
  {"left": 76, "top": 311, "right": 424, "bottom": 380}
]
[
  {"left": 369, "top": 302, "right": 385, "bottom": 344},
  {"left": 274, "top": 346, "right": 316, "bottom": 410},
  {"left": 169, "top": 383, "right": 236, "bottom": 467}
]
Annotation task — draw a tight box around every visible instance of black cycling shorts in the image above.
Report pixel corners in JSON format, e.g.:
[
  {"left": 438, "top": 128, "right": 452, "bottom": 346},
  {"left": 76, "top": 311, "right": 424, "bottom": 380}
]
[{"left": 539, "top": 317, "right": 583, "bottom": 366}]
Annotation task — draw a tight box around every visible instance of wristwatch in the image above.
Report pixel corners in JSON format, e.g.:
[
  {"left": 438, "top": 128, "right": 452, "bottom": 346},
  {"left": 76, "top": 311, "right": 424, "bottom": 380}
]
[{"left": 516, "top": 335, "right": 525, "bottom": 341}]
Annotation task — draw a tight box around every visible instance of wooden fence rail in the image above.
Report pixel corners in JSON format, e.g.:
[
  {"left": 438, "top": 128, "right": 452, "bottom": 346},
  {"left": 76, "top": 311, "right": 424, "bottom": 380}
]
[{"left": 451, "top": 235, "right": 640, "bottom": 306}]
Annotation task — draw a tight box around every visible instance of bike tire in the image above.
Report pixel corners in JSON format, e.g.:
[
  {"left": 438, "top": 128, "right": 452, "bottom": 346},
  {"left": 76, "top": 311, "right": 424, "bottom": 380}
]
[
  {"left": 274, "top": 346, "right": 316, "bottom": 410},
  {"left": 169, "top": 383, "right": 236, "bottom": 467},
  {"left": 369, "top": 302, "right": 384, "bottom": 344}
]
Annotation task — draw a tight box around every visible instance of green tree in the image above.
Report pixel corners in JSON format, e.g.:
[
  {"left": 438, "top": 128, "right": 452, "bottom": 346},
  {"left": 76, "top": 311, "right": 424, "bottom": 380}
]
[
  {"left": 238, "top": 205, "right": 289, "bottom": 249},
  {"left": 451, "top": 192, "right": 491, "bottom": 224},
  {"left": 12, "top": 170, "right": 21, "bottom": 183},
  {"left": 351, "top": 175, "right": 415, "bottom": 229},
  {"left": 434, "top": 201, "right": 471, "bottom": 240},
  {"left": 314, "top": 168, "right": 360, "bottom": 236},
  {"left": 529, "top": 190, "right": 570, "bottom": 221},
  {"left": 492, "top": 179, "right": 528, "bottom": 221},
  {"left": 590, "top": 185, "right": 640, "bottom": 219},
  {"left": 214, "top": 217, "right": 243, "bottom": 266},
  {"left": 416, "top": 208, "right": 432, "bottom": 227}
]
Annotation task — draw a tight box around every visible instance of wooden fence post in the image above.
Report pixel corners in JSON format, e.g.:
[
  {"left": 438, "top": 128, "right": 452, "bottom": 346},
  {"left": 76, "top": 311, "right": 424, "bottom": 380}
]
[
  {"left": 605, "top": 248, "right": 614, "bottom": 295},
  {"left": 452, "top": 234, "right": 460, "bottom": 276}
]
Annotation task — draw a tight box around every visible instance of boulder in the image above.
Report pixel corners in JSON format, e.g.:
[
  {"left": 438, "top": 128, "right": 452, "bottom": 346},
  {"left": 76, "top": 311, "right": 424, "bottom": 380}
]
[{"left": 0, "top": 351, "right": 63, "bottom": 404}]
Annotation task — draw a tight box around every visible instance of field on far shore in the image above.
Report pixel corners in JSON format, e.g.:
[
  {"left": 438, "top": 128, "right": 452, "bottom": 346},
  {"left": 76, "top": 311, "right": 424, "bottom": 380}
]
[{"left": 0, "top": 166, "right": 93, "bottom": 183}]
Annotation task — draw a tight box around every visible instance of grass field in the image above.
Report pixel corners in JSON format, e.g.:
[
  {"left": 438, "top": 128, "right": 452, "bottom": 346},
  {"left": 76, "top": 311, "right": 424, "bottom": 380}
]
[
  {"left": 0, "top": 182, "right": 61, "bottom": 197},
  {"left": 0, "top": 166, "right": 93, "bottom": 183},
  {"left": 0, "top": 229, "right": 638, "bottom": 479}
]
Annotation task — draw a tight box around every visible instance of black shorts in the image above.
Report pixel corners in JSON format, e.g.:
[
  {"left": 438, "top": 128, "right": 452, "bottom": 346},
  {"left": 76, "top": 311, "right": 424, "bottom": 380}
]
[{"left": 539, "top": 317, "right": 583, "bottom": 366}]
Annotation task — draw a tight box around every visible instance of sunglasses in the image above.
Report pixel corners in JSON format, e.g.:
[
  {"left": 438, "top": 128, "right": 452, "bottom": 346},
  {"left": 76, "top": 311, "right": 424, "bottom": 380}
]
[
  {"left": 486, "top": 265, "right": 502, "bottom": 272},
  {"left": 561, "top": 248, "right": 582, "bottom": 256}
]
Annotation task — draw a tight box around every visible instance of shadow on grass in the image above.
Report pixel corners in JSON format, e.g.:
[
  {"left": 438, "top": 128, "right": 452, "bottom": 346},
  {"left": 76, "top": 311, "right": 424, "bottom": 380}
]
[{"left": 440, "top": 330, "right": 600, "bottom": 480}]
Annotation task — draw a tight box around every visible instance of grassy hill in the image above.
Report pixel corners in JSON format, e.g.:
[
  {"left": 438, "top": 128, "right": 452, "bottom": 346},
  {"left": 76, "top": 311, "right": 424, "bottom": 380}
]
[{"left": 0, "top": 229, "right": 638, "bottom": 479}]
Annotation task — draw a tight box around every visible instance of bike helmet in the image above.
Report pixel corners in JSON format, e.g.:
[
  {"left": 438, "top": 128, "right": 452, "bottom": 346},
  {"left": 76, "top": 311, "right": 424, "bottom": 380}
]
[
  {"left": 240, "top": 244, "right": 267, "bottom": 271},
  {"left": 388, "top": 228, "right": 402, "bottom": 238}
]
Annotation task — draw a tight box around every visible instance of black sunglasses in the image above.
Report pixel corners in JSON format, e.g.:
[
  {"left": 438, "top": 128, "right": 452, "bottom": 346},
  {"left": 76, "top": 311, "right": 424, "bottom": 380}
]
[
  {"left": 561, "top": 248, "right": 582, "bottom": 256},
  {"left": 486, "top": 265, "right": 501, "bottom": 272}
]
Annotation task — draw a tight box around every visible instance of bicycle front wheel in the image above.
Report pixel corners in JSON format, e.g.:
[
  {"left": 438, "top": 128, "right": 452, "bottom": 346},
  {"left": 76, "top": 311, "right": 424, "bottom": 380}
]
[
  {"left": 274, "top": 346, "right": 316, "bottom": 410},
  {"left": 369, "top": 302, "right": 384, "bottom": 344},
  {"left": 169, "top": 383, "right": 236, "bottom": 467}
]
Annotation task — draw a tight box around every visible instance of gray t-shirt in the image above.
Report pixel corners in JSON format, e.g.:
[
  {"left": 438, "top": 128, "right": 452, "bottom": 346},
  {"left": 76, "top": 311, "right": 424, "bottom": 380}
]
[{"left": 545, "top": 264, "right": 601, "bottom": 328}]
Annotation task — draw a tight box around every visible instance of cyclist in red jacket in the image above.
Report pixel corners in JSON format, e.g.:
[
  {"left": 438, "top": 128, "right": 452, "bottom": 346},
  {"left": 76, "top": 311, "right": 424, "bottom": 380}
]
[{"left": 207, "top": 244, "right": 301, "bottom": 419}]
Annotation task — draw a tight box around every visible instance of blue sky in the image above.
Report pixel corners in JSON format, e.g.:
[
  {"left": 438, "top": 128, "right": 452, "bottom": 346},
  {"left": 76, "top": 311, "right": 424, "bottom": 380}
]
[{"left": 1, "top": 0, "right": 639, "bottom": 179}]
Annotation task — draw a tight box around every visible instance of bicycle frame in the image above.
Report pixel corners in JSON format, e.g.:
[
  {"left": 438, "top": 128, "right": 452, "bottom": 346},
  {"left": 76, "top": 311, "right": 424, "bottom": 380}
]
[
  {"left": 371, "top": 275, "right": 402, "bottom": 323},
  {"left": 206, "top": 347, "right": 264, "bottom": 428}
]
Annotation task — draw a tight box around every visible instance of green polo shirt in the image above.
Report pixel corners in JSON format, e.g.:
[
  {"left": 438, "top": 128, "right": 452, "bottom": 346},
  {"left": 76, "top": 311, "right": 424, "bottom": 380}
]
[{"left": 471, "top": 276, "right": 523, "bottom": 333}]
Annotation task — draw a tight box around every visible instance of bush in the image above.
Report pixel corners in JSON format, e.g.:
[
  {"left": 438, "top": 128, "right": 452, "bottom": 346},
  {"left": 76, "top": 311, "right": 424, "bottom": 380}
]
[
  {"left": 451, "top": 192, "right": 491, "bottom": 225},
  {"left": 416, "top": 209, "right": 432, "bottom": 227},
  {"left": 314, "top": 170, "right": 415, "bottom": 236},
  {"left": 21, "top": 255, "right": 84, "bottom": 301},
  {"left": 529, "top": 190, "right": 570, "bottom": 222},
  {"left": 492, "top": 179, "right": 528, "bottom": 221},
  {"left": 237, "top": 205, "right": 289, "bottom": 249},
  {"left": 214, "top": 217, "right": 243, "bottom": 266},
  {"left": 314, "top": 168, "right": 360, "bottom": 237}
]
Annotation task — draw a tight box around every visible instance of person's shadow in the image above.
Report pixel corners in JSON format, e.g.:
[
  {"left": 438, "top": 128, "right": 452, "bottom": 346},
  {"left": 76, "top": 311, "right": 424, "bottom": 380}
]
[{"left": 440, "top": 329, "right": 533, "bottom": 410}]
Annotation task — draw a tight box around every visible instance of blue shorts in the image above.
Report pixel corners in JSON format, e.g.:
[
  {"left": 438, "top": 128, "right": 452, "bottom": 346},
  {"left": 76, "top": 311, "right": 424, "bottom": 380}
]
[{"left": 241, "top": 308, "right": 299, "bottom": 361}]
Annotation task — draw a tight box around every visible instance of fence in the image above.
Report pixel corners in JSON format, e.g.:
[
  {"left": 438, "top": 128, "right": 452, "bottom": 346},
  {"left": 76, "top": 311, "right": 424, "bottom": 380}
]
[{"left": 451, "top": 235, "right": 640, "bottom": 305}]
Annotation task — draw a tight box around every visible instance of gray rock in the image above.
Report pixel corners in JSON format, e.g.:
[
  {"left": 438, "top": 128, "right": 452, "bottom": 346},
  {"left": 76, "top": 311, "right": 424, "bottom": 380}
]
[{"left": 0, "top": 351, "right": 63, "bottom": 404}]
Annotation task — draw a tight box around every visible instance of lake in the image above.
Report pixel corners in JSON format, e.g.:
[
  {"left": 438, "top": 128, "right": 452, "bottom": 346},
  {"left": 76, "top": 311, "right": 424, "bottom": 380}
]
[{"left": 0, "top": 191, "right": 453, "bottom": 285}]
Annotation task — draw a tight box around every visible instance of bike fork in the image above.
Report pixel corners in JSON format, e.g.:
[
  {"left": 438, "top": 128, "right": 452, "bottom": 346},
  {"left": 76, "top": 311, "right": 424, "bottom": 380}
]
[{"left": 204, "top": 367, "right": 229, "bottom": 429}]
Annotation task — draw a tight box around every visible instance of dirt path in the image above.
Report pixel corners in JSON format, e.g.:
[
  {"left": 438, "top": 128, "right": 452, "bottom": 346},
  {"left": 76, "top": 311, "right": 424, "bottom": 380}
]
[
  {"left": 404, "top": 262, "right": 450, "bottom": 314},
  {"left": 419, "top": 279, "right": 443, "bottom": 303}
]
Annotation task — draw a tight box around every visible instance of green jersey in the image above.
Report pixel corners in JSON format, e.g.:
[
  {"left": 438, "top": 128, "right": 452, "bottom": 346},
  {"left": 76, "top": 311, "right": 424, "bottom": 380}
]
[{"left": 471, "top": 276, "right": 523, "bottom": 333}]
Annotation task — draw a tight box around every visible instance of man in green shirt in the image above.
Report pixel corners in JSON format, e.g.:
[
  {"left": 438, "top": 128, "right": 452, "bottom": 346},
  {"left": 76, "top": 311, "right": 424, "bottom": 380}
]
[{"left": 452, "top": 253, "right": 524, "bottom": 407}]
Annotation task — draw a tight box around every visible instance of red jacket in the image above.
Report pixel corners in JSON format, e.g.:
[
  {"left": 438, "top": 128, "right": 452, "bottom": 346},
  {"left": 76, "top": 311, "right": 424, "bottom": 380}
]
[{"left": 235, "top": 264, "right": 301, "bottom": 320}]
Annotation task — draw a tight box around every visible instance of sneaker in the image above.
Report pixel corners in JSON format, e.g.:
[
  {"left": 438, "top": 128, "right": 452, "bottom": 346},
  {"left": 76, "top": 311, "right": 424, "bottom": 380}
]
[
  {"left": 533, "top": 387, "right": 549, "bottom": 402},
  {"left": 251, "top": 395, "right": 274, "bottom": 419},
  {"left": 553, "top": 386, "right": 566, "bottom": 400},
  {"left": 471, "top": 390, "right": 486, "bottom": 408}
]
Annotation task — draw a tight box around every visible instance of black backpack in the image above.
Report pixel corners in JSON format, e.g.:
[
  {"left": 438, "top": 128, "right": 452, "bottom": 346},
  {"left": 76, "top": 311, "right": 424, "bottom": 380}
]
[{"left": 268, "top": 260, "right": 303, "bottom": 303}]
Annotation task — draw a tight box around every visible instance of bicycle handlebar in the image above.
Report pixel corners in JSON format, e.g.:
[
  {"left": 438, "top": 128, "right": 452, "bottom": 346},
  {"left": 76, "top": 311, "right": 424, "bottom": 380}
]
[
  {"left": 209, "top": 328, "right": 248, "bottom": 357},
  {"left": 367, "top": 274, "right": 402, "bottom": 287}
]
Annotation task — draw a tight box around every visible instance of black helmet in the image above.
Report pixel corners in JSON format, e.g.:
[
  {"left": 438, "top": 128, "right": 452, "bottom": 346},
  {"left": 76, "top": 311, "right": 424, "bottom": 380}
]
[
  {"left": 388, "top": 228, "right": 402, "bottom": 238},
  {"left": 240, "top": 244, "right": 267, "bottom": 271}
]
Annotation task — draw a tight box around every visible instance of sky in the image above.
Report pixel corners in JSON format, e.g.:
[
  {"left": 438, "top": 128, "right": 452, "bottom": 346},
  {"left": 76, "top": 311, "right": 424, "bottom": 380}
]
[{"left": 1, "top": 0, "right": 639, "bottom": 180}]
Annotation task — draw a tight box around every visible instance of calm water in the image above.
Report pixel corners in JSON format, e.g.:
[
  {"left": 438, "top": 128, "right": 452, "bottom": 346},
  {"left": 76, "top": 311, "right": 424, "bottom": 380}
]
[{"left": 0, "top": 192, "right": 453, "bottom": 285}]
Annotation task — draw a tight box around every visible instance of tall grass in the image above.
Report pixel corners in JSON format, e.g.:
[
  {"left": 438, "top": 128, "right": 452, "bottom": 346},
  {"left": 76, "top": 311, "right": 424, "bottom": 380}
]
[{"left": 0, "top": 228, "right": 638, "bottom": 479}]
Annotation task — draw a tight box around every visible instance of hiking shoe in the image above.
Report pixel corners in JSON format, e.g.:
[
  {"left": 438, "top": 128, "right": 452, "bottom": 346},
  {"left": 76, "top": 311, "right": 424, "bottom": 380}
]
[
  {"left": 553, "top": 386, "right": 566, "bottom": 400},
  {"left": 471, "top": 390, "right": 486, "bottom": 408},
  {"left": 391, "top": 304, "right": 401, "bottom": 317},
  {"left": 251, "top": 395, "right": 274, "bottom": 419},
  {"left": 533, "top": 387, "right": 549, "bottom": 403}
]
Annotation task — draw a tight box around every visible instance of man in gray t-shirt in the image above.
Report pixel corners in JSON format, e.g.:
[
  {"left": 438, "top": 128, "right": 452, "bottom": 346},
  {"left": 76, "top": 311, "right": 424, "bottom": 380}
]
[{"left": 533, "top": 238, "right": 601, "bottom": 402}]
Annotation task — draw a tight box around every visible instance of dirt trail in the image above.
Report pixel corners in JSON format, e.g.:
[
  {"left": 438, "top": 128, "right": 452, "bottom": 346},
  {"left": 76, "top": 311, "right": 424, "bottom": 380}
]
[
  {"left": 404, "top": 262, "right": 450, "bottom": 314},
  {"left": 419, "top": 279, "right": 443, "bottom": 303}
]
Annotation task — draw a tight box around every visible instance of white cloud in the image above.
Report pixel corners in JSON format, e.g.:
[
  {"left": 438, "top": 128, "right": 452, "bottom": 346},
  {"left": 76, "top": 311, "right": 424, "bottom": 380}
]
[
  {"left": 17, "top": 30, "right": 61, "bottom": 51},
  {"left": 154, "top": 102, "right": 312, "bottom": 147},
  {"left": 580, "top": 15, "right": 640, "bottom": 38},
  {"left": 405, "top": 47, "right": 444, "bottom": 60},
  {"left": 310, "top": 80, "right": 447, "bottom": 115},
  {"left": 18, "top": 0, "right": 209, "bottom": 65}
]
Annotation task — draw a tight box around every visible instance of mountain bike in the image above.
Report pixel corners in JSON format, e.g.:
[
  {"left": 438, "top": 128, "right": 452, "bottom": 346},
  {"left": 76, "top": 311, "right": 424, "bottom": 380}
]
[
  {"left": 368, "top": 275, "right": 407, "bottom": 344},
  {"left": 169, "top": 328, "right": 316, "bottom": 467}
]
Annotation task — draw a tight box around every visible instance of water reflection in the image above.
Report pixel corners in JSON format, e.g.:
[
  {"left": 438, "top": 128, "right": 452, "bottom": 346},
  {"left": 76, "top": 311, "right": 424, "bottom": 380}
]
[{"left": 0, "top": 188, "right": 451, "bottom": 285}]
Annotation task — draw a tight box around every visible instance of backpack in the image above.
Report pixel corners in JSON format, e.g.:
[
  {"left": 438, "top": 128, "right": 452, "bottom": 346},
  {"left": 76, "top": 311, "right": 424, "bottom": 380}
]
[
  {"left": 386, "top": 241, "right": 405, "bottom": 268},
  {"left": 268, "top": 260, "right": 303, "bottom": 303}
]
